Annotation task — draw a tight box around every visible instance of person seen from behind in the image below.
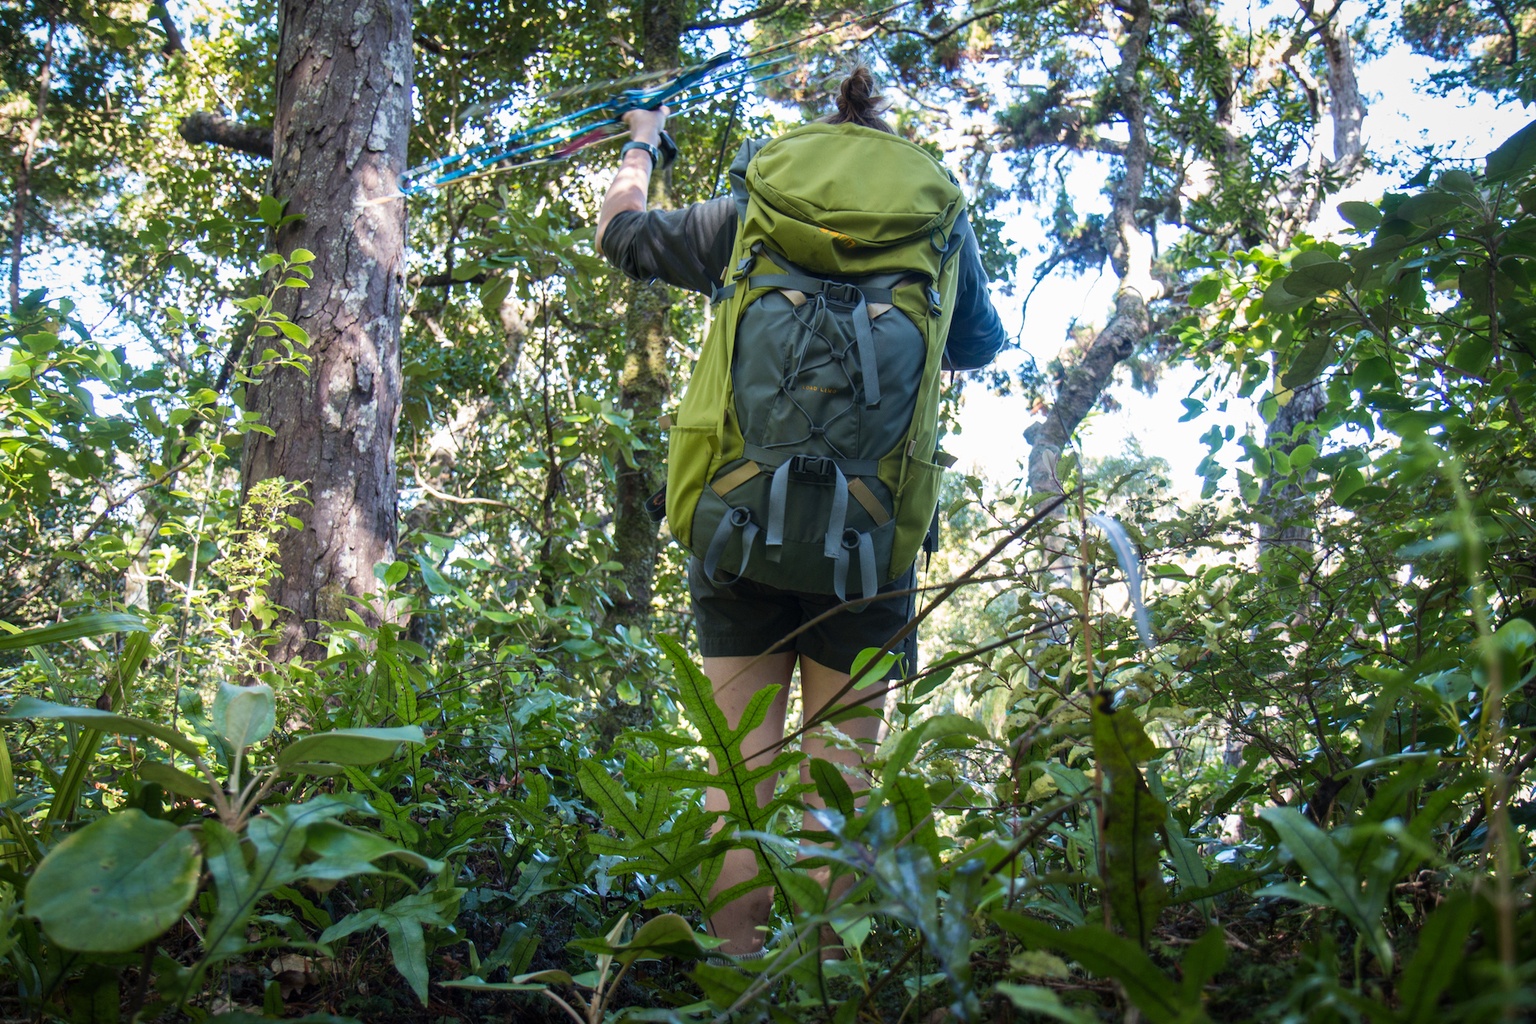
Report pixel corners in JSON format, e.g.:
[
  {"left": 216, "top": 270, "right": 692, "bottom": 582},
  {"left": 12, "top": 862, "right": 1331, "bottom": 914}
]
[{"left": 595, "top": 62, "right": 1005, "bottom": 957}]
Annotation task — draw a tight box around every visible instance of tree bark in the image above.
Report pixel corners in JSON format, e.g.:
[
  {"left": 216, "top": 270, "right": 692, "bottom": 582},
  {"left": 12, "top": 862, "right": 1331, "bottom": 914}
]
[
  {"left": 10, "top": 16, "right": 54, "bottom": 312},
  {"left": 1026, "top": 0, "right": 1159, "bottom": 496},
  {"left": 606, "top": 0, "right": 684, "bottom": 634},
  {"left": 591, "top": 0, "right": 686, "bottom": 748},
  {"left": 243, "top": 0, "right": 412, "bottom": 663},
  {"left": 178, "top": 112, "right": 274, "bottom": 159},
  {"left": 1258, "top": 0, "right": 1366, "bottom": 549}
]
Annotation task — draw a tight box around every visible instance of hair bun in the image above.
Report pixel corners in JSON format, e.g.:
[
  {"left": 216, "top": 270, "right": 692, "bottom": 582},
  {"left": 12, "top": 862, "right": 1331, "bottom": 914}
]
[
  {"left": 838, "top": 65, "right": 876, "bottom": 119},
  {"left": 827, "top": 61, "right": 893, "bottom": 133}
]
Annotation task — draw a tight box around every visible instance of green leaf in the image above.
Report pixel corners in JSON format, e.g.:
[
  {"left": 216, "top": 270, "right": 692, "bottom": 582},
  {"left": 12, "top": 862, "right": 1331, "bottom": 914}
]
[
  {"left": 276, "top": 727, "right": 424, "bottom": 770},
  {"left": 583, "top": 913, "right": 705, "bottom": 965},
  {"left": 418, "top": 557, "right": 453, "bottom": 596},
  {"left": 1283, "top": 260, "right": 1353, "bottom": 296},
  {"left": 4, "top": 697, "right": 201, "bottom": 757},
  {"left": 809, "top": 758, "right": 856, "bottom": 818},
  {"left": 212, "top": 682, "right": 276, "bottom": 751},
  {"left": 1336, "top": 201, "right": 1381, "bottom": 230},
  {"left": 443, "top": 975, "right": 560, "bottom": 993},
  {"left": 1400, "top": 893, "right": 1477, "bottom": 1024},
  {"left": 258, "top": 196, "right": 285, "bottom": 226},
  {"left": 578, "top": 761, "right": 664, "bottom": 841},
  {"left": 884, "top": 713, "right": 990, "bottom": 776},
  {"left": 321, "top": 886, "right": 462, "bottom": 1005},
  {"left": 1351, "top": 355, "right": 1392, "bottom": 391},
  {"left": 28, "top": 810, "right": 201, "bottom": 952},
  {"left": 992, "top": 916, "right": 1200, "bottom": 1024},
  {"left": 1179, "top": 927, "right": 1228, "bottom": 1002},
  {"left": 1257, "top": 807, "right": 1393, "bottom": 968},
  {"left": 1090, "top": 696, "right": 1167, "bottom": 947},
  {"left": 1486, "top": 118, "right": 1536, "bottom": 182},
  {"left": 1396, "top": 191, "right": 1464, "bottom": 226},
  {"left": 136, "top": 760, "right": 213, "bottom": 799},
  {"left": 67, "top": 964, "right": 121, "bottom": 1024},
  {"left": 657, "top": 635, "right": 798, "bottom": 830},
  {"left": 1187, "top": 276, "right": 1222, "bottom": 308},
  {"left": 208, "top": 1014, "right": 360, "bottom": 1023},
  {"left": 1149, "top": 770, "right": 1210, "bottom": 917},
  {"left": 479, "top": 276, "right": 512, "bottom": 319},
  {"left": 1280, "top": 334, "right": 1335, "bottom": 391},
  {"left": 1261, "top": 277, "right": 1308, "bottom": 315},
  {"left": 299, "top": 821, "right": 445, "bottom": 880},
  {"left": 288, "top": 248, "right": 317, "bottom": 264},
  {"left": 0, "top": 612, "right": 146, "bottom": 651},
  {"left": 276, "top": 320, "right": 309, "bottom": 345},
  {"left": 996, "top": 983, "right": 1101, "bottom": 1024}
]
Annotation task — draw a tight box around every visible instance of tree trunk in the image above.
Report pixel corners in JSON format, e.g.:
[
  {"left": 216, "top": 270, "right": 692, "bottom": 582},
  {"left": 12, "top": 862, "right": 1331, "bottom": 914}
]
[
  {"left": 243, "top": 0, "right": 412, "bottom": 663},
  {"left": 1258, "top": 0, "right": 1366, "bottom": 549},
  {"left": 606, "top": 0, "right": 684, "bottom": 633},
  {"left": 1026, "top": 0, "right": 1159, "bottom": 497},
  {"left": 10, "top": 16, "right": 54, "bottom": 312},
  {"left": 591, "top": 0, "right": 685, "bottom": 747}
]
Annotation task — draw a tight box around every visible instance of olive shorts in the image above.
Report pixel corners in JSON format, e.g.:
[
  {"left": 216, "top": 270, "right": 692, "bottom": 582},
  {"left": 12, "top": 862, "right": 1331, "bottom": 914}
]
[{"left": 688, "top": 557, "right": 918, "bottom": 680}]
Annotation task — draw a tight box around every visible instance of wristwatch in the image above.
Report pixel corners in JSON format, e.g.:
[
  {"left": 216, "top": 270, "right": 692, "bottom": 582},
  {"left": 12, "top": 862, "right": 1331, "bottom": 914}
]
[
  {"left": 620, "top": 140, "right": 661, "bottom": 169},
  {"left": 620, "top": 131, "right": 678, "bottom": 171}
]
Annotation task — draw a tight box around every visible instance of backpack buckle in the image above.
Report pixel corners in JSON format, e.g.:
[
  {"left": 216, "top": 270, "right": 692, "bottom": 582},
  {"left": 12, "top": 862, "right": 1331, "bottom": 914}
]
[
  {"left": 928, "top": 286, "right": 942, "bottom": 317},
  {"left": 822, "top": 281, "right": 861, "bottom": 306},
  {"left": 788, "top": 455, "right": 835, "bottom": 483}
]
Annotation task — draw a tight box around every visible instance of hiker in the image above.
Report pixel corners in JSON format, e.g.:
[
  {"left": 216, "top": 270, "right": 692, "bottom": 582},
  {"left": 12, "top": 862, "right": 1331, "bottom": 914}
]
[{"left": 595, "top": 63, "right": 1005, "bottom": 956}]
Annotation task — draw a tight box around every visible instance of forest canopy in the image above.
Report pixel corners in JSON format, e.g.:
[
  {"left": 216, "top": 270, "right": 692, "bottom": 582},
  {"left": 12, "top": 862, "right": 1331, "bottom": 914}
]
[{"left": 0, "top": 0, "right": 1533, "bottom": 1021}]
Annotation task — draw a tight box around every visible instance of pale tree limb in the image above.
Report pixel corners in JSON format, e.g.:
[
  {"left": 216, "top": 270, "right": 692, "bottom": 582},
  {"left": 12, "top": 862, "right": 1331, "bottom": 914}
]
[
  {"left": 10, "top": 16, "right": 54, "bottom": 312},
  {"left": 1257, "top": 0, "right": 1365, "bottom": 551},
  {"left": 1026, "top": 0, "right": 1159, "bottom": 498}
]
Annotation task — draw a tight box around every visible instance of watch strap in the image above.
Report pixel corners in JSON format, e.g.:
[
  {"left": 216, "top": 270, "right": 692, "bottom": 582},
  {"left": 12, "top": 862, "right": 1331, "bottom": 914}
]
[
  {"left": 619, "top": 131, "right": 679, "bottom": 171},
  {"left": 620, "top": 140, "right": 660, "bottom": 169}
]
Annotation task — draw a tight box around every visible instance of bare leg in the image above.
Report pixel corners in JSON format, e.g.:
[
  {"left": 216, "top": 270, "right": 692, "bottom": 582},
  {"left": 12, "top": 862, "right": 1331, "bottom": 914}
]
[
  {"left": 702, "top": 652, "right": 794, "bottom": 954},
  {"left": 798, "top": 656, "right": 886, "bottom": 952}
]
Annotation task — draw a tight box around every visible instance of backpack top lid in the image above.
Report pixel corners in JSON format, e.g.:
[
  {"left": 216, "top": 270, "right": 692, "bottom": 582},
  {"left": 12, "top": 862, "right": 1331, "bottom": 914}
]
[{"left": 739, "top": 123, "right": 965, "bottom": 275}]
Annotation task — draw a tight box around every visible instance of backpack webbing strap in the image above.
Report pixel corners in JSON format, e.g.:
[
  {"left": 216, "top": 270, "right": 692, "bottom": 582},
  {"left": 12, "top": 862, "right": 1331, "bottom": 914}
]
[
  {"left": 741, "top": 445, "right": 881, "bottom": 478},
  {"left": 766, "top": 457, "right": 849, "bottom": 565},
  {"left": 847, "top": 477, "right": 891, "bottom": 527},
  {"left": 703, "top": 506, "right": 759, "bottom": 586},
  {"left": 833, "top": 529, "right": 878, "bottom": 607},
  {"left": 711, "top": 461, "right": 762, "bottom": 496}
]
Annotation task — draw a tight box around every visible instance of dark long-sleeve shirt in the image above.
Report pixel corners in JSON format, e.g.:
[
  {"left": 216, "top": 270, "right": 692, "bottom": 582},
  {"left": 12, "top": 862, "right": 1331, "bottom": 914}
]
[{"left": 601, "top": 194, "right": 1006, "bottom": 371}]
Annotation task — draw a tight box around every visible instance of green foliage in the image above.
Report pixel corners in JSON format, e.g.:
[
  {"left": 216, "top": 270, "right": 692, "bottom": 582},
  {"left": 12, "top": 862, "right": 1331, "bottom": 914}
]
[
  {"left": 27, "top": 810, "right": 201, "bottom": 953},
  {"left": 0, "top": 3, "right": 1534, "bottom": 1022}
]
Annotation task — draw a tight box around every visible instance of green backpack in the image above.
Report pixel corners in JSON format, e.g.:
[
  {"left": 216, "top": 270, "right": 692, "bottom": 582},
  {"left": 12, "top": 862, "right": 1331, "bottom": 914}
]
[{"left": 664, "top": 122, "right": 967, "bottom": 601}]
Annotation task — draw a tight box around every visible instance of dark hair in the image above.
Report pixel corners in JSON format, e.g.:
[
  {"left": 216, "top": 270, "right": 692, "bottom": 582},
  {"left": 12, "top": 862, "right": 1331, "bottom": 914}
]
[{"left": 824, "top": 62, "right": 895, "bottom": 134}]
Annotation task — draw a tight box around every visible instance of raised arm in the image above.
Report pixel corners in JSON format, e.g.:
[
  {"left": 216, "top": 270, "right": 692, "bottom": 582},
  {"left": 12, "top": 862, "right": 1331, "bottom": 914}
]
[{"left": 594, "top": 106, "right": 668, "bottom": 252}]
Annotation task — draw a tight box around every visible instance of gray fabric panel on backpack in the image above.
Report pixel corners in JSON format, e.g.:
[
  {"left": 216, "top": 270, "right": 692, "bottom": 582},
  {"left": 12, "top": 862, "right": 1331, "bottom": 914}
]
[{"left": 732, "top": 284, "right": 925, "bottom": 462}]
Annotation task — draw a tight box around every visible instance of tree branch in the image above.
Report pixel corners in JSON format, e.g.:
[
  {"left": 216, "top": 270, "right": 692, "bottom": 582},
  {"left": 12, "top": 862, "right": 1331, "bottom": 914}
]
[
  {"left": 413, "top": 271, "right": 487, "bottom": 288},
  {"left": 1024, "top": 292, "right": 1153, "bottom": 495},
  {"left": 685, "top": 0, "right": 797, "bottom": 31},
  {"left": 178, "top": 112, "right": 273, "bottom": 160},
  {"left": 1026, "top": 0, "right": 1159, "bottom": 497},
  {"left": 150, "top": 2, "right": 185, "bottom": 54},
  {"left": 414, "top": 34, "right": 492, "bottom": 59},
  {"left": 878, "top": 6, "right": 1003, "bottom": 44}
]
